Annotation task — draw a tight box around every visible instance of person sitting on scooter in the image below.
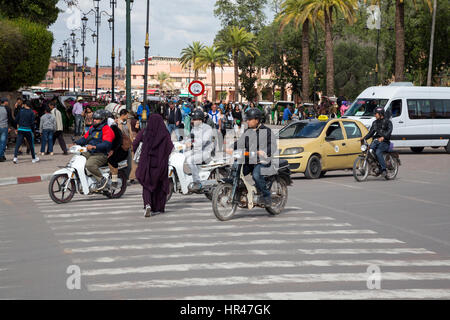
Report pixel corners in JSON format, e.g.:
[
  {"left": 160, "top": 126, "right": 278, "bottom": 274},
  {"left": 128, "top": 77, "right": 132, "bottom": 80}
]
[
  {"left": 361, "top": 106, "right": 393, "bottom": 178},
  {"left": 73, "top": 110, "right": 115, "bottom": 191},
  {"left": 184, "top": 108, "right": 214, "bottom": 192},
  {"left": 228, "top": 108, "right": 277, "bottom": 207}
]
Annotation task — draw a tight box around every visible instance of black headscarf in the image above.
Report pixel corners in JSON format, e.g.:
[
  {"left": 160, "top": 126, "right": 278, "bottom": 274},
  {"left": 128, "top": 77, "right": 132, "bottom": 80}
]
[{"left": 136, "top": 114, "right": 174, "bottom": 192}]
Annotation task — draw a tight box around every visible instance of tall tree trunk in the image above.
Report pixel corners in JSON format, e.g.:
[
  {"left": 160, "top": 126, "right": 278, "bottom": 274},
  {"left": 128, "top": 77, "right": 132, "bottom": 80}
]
[
  {"left": 395, "top": 0, "right": 405, "bottom": 82},
  {"left": 427, "top": 0, "right": 437, "bottom": 86},
  {"left": 324, "top": 8, "right": 335, "bottom": 97},
  {"left": 211, "top": 63, "right": 216, "bottom": 103},
  {"left": 302, "top": 19, "right": 310, "bottom": 102},
  {"left": 234, "top": 53, "right": 239, "bottom": 102}
]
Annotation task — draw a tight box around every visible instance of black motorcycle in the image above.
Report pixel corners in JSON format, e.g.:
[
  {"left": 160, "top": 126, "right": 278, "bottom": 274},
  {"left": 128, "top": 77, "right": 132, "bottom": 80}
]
[
  {"left": 212, "top": 151, "right": 292, "bottom": 221},
  {"left": 353, "top": 140, "right": 401, "bottom": 182}
]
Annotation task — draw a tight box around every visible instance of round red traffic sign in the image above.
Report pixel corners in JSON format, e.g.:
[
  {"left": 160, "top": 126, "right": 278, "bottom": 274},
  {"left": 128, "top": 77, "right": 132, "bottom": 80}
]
[{"left": 188, "top": 81, "right": 205, "bottom": 97}]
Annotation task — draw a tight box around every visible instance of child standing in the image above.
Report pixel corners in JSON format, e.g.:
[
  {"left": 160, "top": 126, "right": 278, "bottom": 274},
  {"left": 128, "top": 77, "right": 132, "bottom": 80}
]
[{"left": 39, "top": 107, "right": 56, "bottom": 156}]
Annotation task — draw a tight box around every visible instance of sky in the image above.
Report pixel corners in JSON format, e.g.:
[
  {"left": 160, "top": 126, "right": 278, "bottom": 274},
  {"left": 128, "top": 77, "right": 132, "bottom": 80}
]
[{"left": 50, "top": 0, "right": 225, "bottom": 68}]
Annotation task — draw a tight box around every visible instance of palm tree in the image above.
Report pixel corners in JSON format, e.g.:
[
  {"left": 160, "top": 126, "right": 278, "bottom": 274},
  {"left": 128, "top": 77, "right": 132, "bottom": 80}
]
[
  {"left": 279, "top": 0, "right": 319, "bottom": 102},
  {"left": 216, "top": 26, "right": 260, "bottom": 102},
  {"left": 196, "top": 46, "right": 230, "bottom": 103},
  {"left": 285, "top": 0, "right": 357, "bottom": 97},
  {"left": 157, "top": 71, "right": 173, "bottom": 91},
  {"left": 179, "top": 41, "right": 205, "bottom": 82}
]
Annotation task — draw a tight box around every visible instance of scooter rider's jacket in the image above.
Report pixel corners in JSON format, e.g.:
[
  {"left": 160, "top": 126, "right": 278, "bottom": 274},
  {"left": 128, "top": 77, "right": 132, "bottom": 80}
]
[
  {"left": 234, "top": 123, "right": 277, "bottom": 164},
  {"left": 190, "top": 122, "right": 214, "bottom": 156},
  {"left": 75, "top": 123, "right": 115, "bottom": 154},
  {"left": 363, "top": 117, "right": 393, "bottom": 144}
]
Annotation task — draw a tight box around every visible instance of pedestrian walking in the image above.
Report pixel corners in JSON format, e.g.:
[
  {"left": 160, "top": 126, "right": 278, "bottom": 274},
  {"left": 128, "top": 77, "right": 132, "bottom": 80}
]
[
  {"left": 72, "top": 97, "right": 84, "bottom": 137},
  {"left": 39, "top": 107, "right": 56, "bottom": 156},
  {"left": 13, "top": 100, "right": 39, "bottom": 164},
  {"left": 133, "top": 114, "right": 174, "bottom": 218},
  {"left": 82, "top": 106, "right": 94, "bottom": 134},
  {"left": 49, "top": 101, "right": 68, "bottom": 155},
  {"left": 0, "top": 97, "right": 14, "bottom": 162},
  {"left": 165, "top": 102, "right": 182, "bottom": 141}
]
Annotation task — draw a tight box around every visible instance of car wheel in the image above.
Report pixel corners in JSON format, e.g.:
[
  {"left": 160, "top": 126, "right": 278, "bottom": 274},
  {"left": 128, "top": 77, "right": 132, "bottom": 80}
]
[
  {"left": 446, "top": 141, "right": 450, "bottom": 154},
  {"left": 305, "top": 155, "right": 322, "bottom": 179}
]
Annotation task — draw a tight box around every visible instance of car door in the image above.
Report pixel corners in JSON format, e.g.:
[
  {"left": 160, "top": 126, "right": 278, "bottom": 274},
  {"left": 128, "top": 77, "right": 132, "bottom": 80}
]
[
  {"left": 342, "top": 121, "right": 364, "bottom": 168},
  {"left": 321, "top": 121, "right": 348, "bottom": 170}
]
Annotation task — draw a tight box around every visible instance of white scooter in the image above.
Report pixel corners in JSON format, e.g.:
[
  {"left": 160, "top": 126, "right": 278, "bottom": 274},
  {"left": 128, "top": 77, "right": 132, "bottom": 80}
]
[
  {"left": 48, "top": 145, "right": 128, "bottom": 204},
  {"left": 167, "top": 142, "right": 230, "bottom": 201}
]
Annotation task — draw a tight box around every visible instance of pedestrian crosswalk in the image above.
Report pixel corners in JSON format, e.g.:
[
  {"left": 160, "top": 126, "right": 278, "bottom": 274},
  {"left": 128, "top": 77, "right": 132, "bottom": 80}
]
[{"left": 30, "top": 189, "right": 450, "bottom": 299}]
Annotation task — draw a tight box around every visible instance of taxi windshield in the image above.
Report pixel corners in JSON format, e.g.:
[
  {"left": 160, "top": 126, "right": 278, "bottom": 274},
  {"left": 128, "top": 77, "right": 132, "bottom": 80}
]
[
  {"left": 345, "top": 99, "right": 388, "bottom": 117},
  {"left": 278, "top": 122, "right": 327, "bottom": 139}
]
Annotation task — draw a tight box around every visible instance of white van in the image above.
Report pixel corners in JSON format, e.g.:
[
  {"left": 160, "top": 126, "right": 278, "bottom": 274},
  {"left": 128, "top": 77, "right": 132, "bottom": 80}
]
[{"left": 343, "top": 84, "right": 450, "bottom": 153}]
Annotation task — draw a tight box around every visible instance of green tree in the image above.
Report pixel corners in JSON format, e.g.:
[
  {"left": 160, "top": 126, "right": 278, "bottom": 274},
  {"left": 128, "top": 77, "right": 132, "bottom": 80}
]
[
  {"left": 214, "top": 0, "right": 268, "bottom": 33},
  {"left": 196, "top": 46, "right": 230, "bottom": 103},
  {"left": 0, "top": 18, "right": 53, "bottom": 91},
  {"left": 0, "top": 0, "right": 60, "bottom": 27},
  {"left": 180, "top": 41, "right": 205, "bottom": 82},
  {"left": 157, "top": 72, "right": 174, "bottom": 91},
  {"left": 216, "top": 26, "right": 260, "bottom": 102}
]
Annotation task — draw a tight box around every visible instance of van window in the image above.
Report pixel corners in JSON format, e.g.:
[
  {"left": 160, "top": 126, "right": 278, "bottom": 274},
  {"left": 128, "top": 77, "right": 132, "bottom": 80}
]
[
  {"left": 345, "top": 99, "right": 389, "bottom": 116},
  {"left": 342, "top": 122, "right": 362, "bottom": 139},
  {"left": 407, "top": 99, "right": 450, "bottom": 119},
  {"left": 387, "top": 99, "right": 402, "bottom": 118}
]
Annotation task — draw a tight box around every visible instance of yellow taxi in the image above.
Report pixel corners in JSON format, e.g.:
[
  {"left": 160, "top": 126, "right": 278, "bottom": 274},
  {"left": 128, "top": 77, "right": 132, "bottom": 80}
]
[{"left": 276, "top": 116, "right": 369, "bottom": 179}]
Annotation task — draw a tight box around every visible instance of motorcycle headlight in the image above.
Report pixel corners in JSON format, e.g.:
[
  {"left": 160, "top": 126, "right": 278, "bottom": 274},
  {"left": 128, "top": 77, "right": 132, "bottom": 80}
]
[
  {"left": 361, "top": 145, "right": 368, "bottom": 152},
  {"left": 283, "top": 147, "right": 304, "bottom": 155}
]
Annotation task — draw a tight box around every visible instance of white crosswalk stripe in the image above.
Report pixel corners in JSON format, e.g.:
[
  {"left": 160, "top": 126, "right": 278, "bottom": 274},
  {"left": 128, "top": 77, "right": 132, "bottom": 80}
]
[{"left": 32, "top": 189, "right": 450, "bottom": 299}]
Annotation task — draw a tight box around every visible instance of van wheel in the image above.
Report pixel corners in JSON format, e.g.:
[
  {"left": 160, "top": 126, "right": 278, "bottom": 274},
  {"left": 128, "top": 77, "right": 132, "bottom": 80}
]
[
  {"left": 410, "top": 147, "right": 424, "bottom": 153},
  {"left": 446, "top": 142, "right": 450, "bottom": 154},
  {"left": 305, "top": 155, "right": 322, "bottom": 179}
]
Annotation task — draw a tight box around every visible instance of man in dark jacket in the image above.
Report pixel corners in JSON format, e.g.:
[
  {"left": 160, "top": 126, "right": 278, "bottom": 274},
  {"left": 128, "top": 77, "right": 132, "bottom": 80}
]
[
  {"left": 73, "top": 110, "right": 115, "bottom": 191},
  {"left": 362, "top": 106, "right": 393, "bottom": 177},
  {"left": 13, "top": 100, "right": 39, "bottom": 163},
  {"left": 165, "top": 102, "right": 182, "bottom": 140},
  {"left": 0, "top": 97, "right": 14, "bottom": 162}
]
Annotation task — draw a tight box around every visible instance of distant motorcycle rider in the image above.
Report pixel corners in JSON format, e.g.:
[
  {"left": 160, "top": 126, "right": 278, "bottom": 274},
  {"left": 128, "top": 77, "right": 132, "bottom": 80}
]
[
  {"left": 184, "top": 108, "right": 214, "bottom": 191},
  {"left": 74, "top": 110, "right": 115, "bottom": 191},
  {"left": 361, "top": 106, "right": 393, "bottom": 177},
  {"left": 228, "top": 108, "right": 277, "bottom": 207}
]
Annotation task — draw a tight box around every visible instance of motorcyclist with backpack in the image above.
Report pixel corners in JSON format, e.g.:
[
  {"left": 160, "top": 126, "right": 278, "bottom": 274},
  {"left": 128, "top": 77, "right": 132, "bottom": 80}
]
[{"left": 361, "top": 106, "right": 393, "bottom": 178}]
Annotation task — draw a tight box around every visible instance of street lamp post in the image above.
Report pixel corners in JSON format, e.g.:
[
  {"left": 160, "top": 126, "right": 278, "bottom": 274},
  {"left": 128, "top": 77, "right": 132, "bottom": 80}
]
[
  {"left": 70, "top": 31, "right": 79, "bottom": 93},
  {"left": 93, "top": 0, "right": 101, "bottom": 99},
  {"left": 125, "top": 0, "right": 134, "bottom": 111},
  {"left": 142, "top": 0, "right": 150, "bottom": 119},
  {"left": 109, "top": 0, "right": 116, "bottom": 102}
]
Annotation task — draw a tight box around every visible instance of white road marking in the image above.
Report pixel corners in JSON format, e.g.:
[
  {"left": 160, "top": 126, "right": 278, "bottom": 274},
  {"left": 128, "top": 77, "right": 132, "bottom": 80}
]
[
  {"left": 66, "top": 238, "right": 403, "bottom": 253},
  {"left": 81, "top": 259, "right": 450, "bottom": 277},
  {"left": 87, "top": 272, "right": 450, "bottom": 291},
  {"left": 183, "top": 289, "right": 450, "bottom": 300},
  {"left": 70, "top": 247, "right": 435, "bottom": 264},
  {"left": 56, "top": 223, "right": 353, "bottom": 237},
  {"left": 60, "top": 229, "right": 377, "bottom": 244}
]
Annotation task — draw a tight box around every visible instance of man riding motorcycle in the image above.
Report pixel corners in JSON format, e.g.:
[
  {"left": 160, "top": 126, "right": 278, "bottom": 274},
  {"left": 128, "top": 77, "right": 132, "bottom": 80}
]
[
  {"left": 227, "top": 108, "right": 277, "bottom": 207},
  {"left": 361, "top": 106, "right": 393, "bottom": 178},
  {"left": 73, "top": 110, "right": 115, "bottom": 191},
  {"left": 184, "top": 108, "right": 214, "bottom": 192}
]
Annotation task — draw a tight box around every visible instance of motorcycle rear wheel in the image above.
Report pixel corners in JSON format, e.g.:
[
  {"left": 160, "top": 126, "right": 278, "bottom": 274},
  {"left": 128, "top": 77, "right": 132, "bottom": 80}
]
[
  {"left": 212, "top": 183, "right": 238, "bottom": 221},
  {"left": 385, "top": 154, "right": 399, "bottom": 180},
  {"left": 105, "top": 171, "right": 128, "bottom": 199},
  {"left": 49, "top": 174, "right": 76, "bottom": 204},
  {"left": 265, "top": 178, "right": 288, "bottom": 216},
  {"left": 353, "top": 156, "right": 369, "bottom": 182}
]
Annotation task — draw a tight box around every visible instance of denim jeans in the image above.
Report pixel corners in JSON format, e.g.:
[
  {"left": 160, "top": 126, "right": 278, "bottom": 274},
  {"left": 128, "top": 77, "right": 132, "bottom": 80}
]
[
  {"left": 244, "top": 163, "right": 271, "bottom": 199},
  {"left": 167, "top": 123, "right": 180, "bottom": 140},
  {"left": 14, "top": 130, "right": 36, "bottom": 159},
  {"left": 0, "top": 127, "right": 8, "bottom": 158},
  {"left": 370, "top": 140, "right": 390, "bottom": 171},
  {"left": 74, "top": 114, "right": 83, "bottom": 136},
  {"left": 40, "top": 129, "right": 54, "bottom": 153}
]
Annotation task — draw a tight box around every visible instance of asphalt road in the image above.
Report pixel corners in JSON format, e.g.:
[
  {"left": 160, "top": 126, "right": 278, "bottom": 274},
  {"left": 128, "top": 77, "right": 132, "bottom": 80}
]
[{"left": 0, "top": 148, "right": 449, "bottom": 299}]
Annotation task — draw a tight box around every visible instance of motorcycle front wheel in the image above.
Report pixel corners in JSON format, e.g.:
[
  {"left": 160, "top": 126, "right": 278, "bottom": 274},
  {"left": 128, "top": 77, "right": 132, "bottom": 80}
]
[
  {"left": 266, "top": 177, "right": 288, "bottom": 216},
  {"left": 212, "top": 183, "right": 238, "bottom": 221},
  {"left": 353, "top": 156, "right": 369, "bottom": 182},
  {"left": 49, "top": 174, "right": 76, "bottom": 204}
]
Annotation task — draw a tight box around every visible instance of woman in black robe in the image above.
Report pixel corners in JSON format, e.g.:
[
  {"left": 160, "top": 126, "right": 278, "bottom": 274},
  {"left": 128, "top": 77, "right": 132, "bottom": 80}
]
[{"left": 133, "top": 114, "right": 174, "bottom": 217}]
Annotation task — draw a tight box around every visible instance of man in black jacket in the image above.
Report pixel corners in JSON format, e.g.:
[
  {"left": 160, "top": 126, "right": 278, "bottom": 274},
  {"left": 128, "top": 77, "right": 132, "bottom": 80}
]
[
  {"left": 362, "top": 107, "right": 393, "bottom": 177},
  {"left": 165, "top": 102, "right": 182, "bottom": 140}
]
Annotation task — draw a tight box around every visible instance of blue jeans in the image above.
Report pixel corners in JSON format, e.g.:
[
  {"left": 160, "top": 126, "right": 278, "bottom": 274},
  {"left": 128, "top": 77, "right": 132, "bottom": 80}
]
[
  {"left": 74, "top": 114, "right": 83, "bottom": 136},
  {"left": 167, "top": 123, "right": 180, "bottom": 140},
  {"left": 14, "top": 130, "right": 36, "bottom": 159},
  {"left": 40, "top": 129, "right": 54, "bottom": 153},
  {"left": 244, "top": 163, "right": 271, "bottom": 199},
  {"left": 0, "top": 127, "right": 8, "bottom": 158},
  {"left": 370, "top": 140, "right": 390, "bottom": 171}
]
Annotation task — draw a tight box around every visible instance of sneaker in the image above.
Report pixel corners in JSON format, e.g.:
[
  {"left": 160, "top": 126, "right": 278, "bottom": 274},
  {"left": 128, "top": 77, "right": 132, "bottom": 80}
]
[
  {"left": 13, "top": 157, "right": 18, "bottom": 164},
  {"left": 144, "top": 205, "right": 151, "bottom": 218},
  {"left": 50, "top": 152, "right": 54, "bottom": 156},
  {"left": 263, "top": 196, "right": 272, "bottom": 208},
  {"left": 32, "top": 157, "right": 40, "bottom": 163},
  {"left": 96, "top": 177, "right": 108, "bottom": 191},
  {"left": 40, "top": 152, "right": 45, "bottom": 156}
]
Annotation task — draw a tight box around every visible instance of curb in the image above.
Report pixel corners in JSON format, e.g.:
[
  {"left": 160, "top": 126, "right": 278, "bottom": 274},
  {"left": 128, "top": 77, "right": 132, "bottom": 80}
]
[{"left": 0, "top": 174, "right": 53, "bottom": 186}]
